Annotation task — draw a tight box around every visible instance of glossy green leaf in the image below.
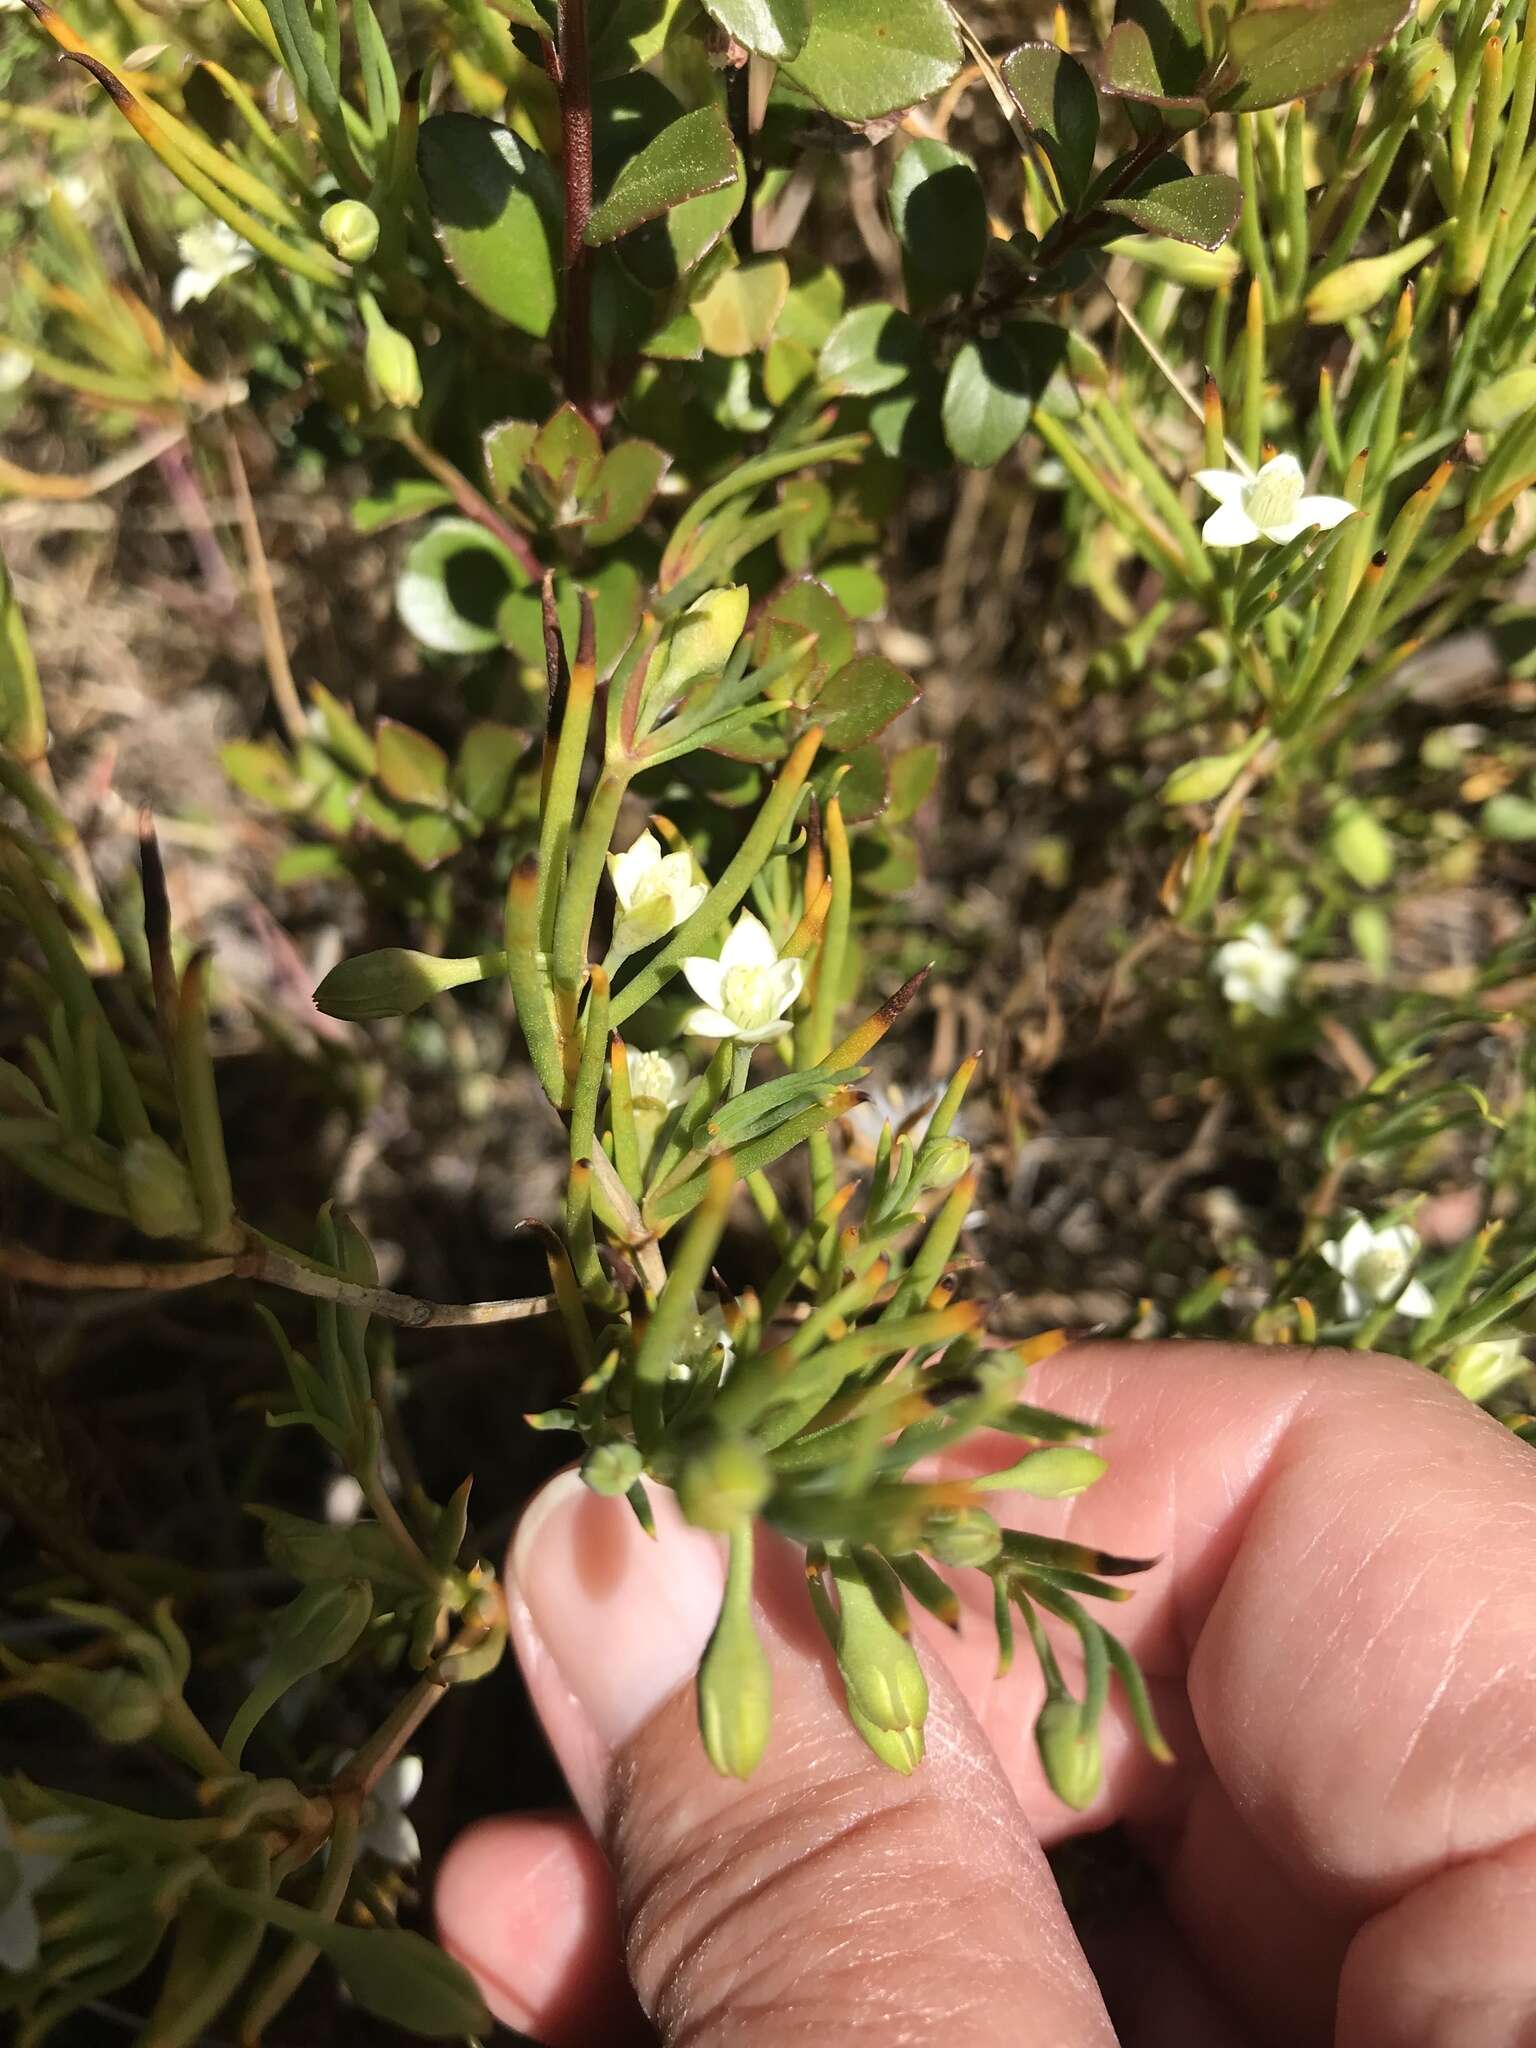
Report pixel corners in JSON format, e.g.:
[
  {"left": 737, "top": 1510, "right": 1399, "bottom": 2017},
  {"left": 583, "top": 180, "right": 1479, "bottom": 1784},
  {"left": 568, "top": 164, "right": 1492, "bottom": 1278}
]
[
  {"left": 819, "top": 303, "right": 929, "bottom": 396},
  {"left": 375, "top": 720, "right": 449, "bottom": 808},
  {"left": 482, "top": 419, "right": 539, "bottom": 504},
  {"left": 1227, "top": 0, "right": 1415, "bottom": 112},
  {"left": 582, "top": 439, "right": 669, "bottom": 544},
  {"left": 222, "top": 738, "right": 300, "bottom": 810},
  {"left": 417, "top": 115, "right": 561, "bottom": 338},
  {"left": 888, "top": 741, "right": 940, "bottom": 822},
  {"left": 814, "top": 653, "right": 920, "bottom": 751},
  {"left": 1103, "top": 170, "right": 1241, "bottom": 251},
  {"left": 826, "top": 743, "right": 888, "bottom": 822},
  {"left": 699, "top": 0, "right": 809, "bottom": 60},
  {"left": 453, "top": 720, "right": 527, "bottom": 822},
  {"left": 351, "top": 479, "right": 455, "bottom": 534},
  {"left": 533, "top": 403, "right": 604, "bottom": 502},
  {"left": 1000, "top": 44, "right": 1099, "bottom": 205},
  {"left": 586, "top": 107, "right": 738, "bottom": 245},
  {"left": 692, "top": 257, "right": 790, "bottom": 356},
  {"left": 780, "top": 0, "right": 963, "bottom": 121},
  {"left": 1099, "top": 20, "right": 1205, "bottom": 108},
  {"left": 852, "top": 824, "right": 919, "bottom": 895},
  {"left": 753, "top": 576, "right": 854, "bottom": 700},
  {"left": 941, "top": 321, "right": 1065, "bottom": 468},
  {"left": 1118, "top": 0, "right": 1206, "bottom": 94},
  {"left": 888, "top": 139, "right": 987, "bottom": 310},
  {"left": 396, "top": 517, "right": 531, "bottom": 656},
  {"left": 819, "top": 561, "right": 886, "bottom": 619},
  {"left": 401, "top": 811, "right": 466, "bottom": 869}
]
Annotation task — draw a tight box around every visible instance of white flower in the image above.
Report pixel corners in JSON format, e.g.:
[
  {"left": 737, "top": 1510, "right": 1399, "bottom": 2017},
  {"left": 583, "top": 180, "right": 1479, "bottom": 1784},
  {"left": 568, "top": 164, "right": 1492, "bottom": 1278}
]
[
  {"left": 0, "top": 1813, "right": 75, "bottom": 1973},
  {"left": 626, "top": 1045, "right": 689, "bottom": 1114},
  {"left": 608, "top": 831, "right": 707, "bottom": 960},
  {"left": 1445, "top": 1336, "right": 1529, "bottom": 1404},
  {"left": 0, "top": 349, "right": 31, "bottom": 396},
  {"left": 358, "top": 1755, "right": 422, "bottom": 1867},
  {"left": 171, "top": 221, "right": 255, "bottom": 312},
  {"left": 1321, "top": 1217, "right": 1434, "bottom": 1322},
  {"left": 682, "top": 911, "right": 802, "bottom": 1044},
  {"left": 1196, "top": 453, "right": 1355, "bottom": 549},
  {"left": 1213, "top": 924, "right": 1299, "bottom": 1016},
  {"left": 324, "top": 1473, "right": 365, "bottom": 1527}
]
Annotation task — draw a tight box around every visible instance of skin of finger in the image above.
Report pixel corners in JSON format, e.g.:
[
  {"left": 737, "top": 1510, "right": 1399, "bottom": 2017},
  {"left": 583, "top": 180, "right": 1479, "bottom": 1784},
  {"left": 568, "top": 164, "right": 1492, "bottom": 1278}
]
[
  {"left": 436, "top": 1812, "right": 646, "bottom": 2047},
  {"left": 604, "top": 1522, "right": 1117, "bottom": 2048}
]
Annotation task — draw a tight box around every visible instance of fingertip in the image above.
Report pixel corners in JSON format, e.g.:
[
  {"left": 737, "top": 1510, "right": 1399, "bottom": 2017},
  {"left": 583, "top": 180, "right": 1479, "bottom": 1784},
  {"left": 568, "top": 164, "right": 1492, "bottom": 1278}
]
[{"left": 436, "top": 1813, "right": 643, "bottom": 2047}]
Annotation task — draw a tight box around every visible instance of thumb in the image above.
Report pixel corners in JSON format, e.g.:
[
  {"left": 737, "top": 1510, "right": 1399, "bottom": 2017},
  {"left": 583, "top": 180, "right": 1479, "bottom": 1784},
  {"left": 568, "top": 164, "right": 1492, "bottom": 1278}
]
[{"left": 454, "top": 1469, "right": 1113, "bottom": 2047}]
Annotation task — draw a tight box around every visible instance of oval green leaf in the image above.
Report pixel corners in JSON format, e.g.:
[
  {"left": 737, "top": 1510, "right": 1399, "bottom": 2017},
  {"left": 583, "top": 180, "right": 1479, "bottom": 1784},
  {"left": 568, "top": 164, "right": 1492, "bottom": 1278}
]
[
  {"left": 779, "top": 0, "right": 963, "bottom": 121},
  {"left": 417, "top": 115, "right": 561, "bottom": 337},
  {"left": 585, "top": 106, "right": 738, "bottom": 245},
  {"left": 999, "top": 44, "right": 1100, "bottom": 205},
  {"left": 888, "top": 138, "right": 988, "bottom": 310}
]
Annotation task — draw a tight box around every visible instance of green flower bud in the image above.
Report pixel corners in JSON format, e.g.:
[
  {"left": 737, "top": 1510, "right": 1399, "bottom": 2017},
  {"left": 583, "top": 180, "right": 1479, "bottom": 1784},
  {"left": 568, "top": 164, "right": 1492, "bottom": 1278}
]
[
  {"left": 922, "top": 1507, "right": 1003, "bottom": 1568},
  {"left": 81, "top": 1668, "right": 164, "bottom": 1744},
  {"left": 321, "top": 199, "right": 380, "bottom": 264},
  {"left": 677, "top": 1436, "right": 772, "bottom": 1531},
  {"left": 833, "top": 1560, "right": 929, "bottom": 1739},
  {"left": 314, "top": 947, "right": 495, "bottom": 1021},
  {"left": 1470, "top": 368, "right": 1536, "bottom": 436},
  {"left": 1445, "top": 1337, "right": 1528, "bottom": 1404},
  {"left": 916, "top": 1135, "right": 971, "bottom": 1193},
  {"left": 971, "top": 1446, "right": 1108, "bottom": 1498},
  {"left": 1034, "top": 1698, "right": 1101, "bottom": 1811},
  {"left": 1105, "top": 235, "right": 1240, "bottom": 289},
  {"left": 1304, "top": 235, "right": 1441, "bottom": 324},
  {"left": 848, "top": 1697, "right": 924, "bottom": 1774},
  {"left": 361, "top": 299, "right": 422, "bottom": 411},
  {"left": 120, "top": 1135, "right": 201, "bottom": 1239},
  {"left": 1161, "top": 750, "right": 1249, "bottom": 806},
  {"left": 697, "top": 1524, "right": 772, "bottom": 1780},
  {"left": 1330, "top": 802, "right": 1394, "bottom": 890},
  {"left": 580, "top": 1441, "right": 644, "bottom": 1498}
]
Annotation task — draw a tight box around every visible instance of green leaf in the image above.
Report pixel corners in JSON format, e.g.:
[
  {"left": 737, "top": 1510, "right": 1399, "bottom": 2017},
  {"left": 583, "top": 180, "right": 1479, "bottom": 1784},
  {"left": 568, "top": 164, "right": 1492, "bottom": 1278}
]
[
  {"left": 853, "top": 825, "right": 919, "bottom": 895},
  {"left": 1481, "top": 792, "right": 1536, "bottom": 842},
  {"left": 401, "top": 812, "right": 466, "bottom": 869},
  {"left": 1099, "top": 20, "right": 1205, "bottom": 109},
  {"left": 753, "top": 575, "right": 854, "bottom": 699},
  {"left": 819, "top": 303, "right": 929, "bottom": 396},
  {"left": 699, "top": 0, "right": 809, "bottom": 60},
  {"left": 887, "top": 741, "right": 939, "bottom": 822},
  {"left": 827, "top": 743, "right": 888, "bottom": 823},
  {"left": 887, "top": 139, "right": 987, "bottom": 309},
  {"left": 396, "top": 517, "right": 531, "bottom": 656},
  {"left": 582, "top": 439, "right": 669, "bottom": 545},
  {"left": 222, "top": 738, "right": 300, "bottom": 810},
  {"left": 417, "top": 115, "right": 561, "bottom": 338},
  {"left": 814, "top": 654, "right": 920, "bottom": 751},
  {"left": 941, "top": 321, "right": 1065, "bottom": 469},
  {"left": 375, "top": 720, "right": 449, "bottom": 807},
  {"left": 586, "top": 106, "right": 738, "bottom": 244},
  {"left": 351, "top": 479, "right": 455, "bottom": 533},
  {"left": 223, "top": 1580, "right": 372, "bottom": 1764},
  {"left": 453, "top": 720, "right": 527, "bottom": 822},
  {"left": 1104, "top": 170, "right": 1241, "bottom": 251},
  {"left": 692, "top": 256, "right": 791, "bottom": 356},
  {"left": 820, "top": 561, "right": 887, "bottom": 619},
  {"left": 533, "top": 403, "right": 605, "bottom": 502},
  {"left": 779, "top": 0, "right": 963, "bottom": 121},
  {"left": 999, "top": 44, "right": 1099, "bottom": 205},
  {"left": 1226, "top": 0, "right": 1415, "bottom": 113},
  {"left": 1117, "top": 0, "right": 1206, "bottom": 95},
  {"left": 482, "top": 419, "right": 539, "bottom": 504}
]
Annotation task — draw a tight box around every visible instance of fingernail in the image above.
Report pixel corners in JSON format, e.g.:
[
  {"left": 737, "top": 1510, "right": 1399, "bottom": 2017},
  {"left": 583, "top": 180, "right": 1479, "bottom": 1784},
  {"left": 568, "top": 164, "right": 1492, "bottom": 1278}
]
[{"left": 510, "top": 1469, "right": 726, "bottom": 1752}]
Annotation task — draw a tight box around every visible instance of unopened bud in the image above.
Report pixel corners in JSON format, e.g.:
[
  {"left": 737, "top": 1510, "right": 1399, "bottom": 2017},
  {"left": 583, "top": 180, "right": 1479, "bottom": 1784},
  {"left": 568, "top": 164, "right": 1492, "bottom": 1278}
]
[
  {"left": 972, "top": 1446, "right": 1108, "bottom": 1498},
  {"left": 45, "top": 1665, "right": 164, "bottom": 1744},
  {"left": 1445, "top": 1337, "right": 1527, "bottom": 1404},
  {"left": 923, "top": 1507, "right": 1003, "bottom": 1568},
  {"left": 321, "top": 199, "right": 380, "bottom": 264},
  {"left": 697, "top": 1525, "right": 772, "bottom": 1780},
  {"left": 361, "top": 300, "right": 422, "bottom": 411},
  {"left": 834, "top": 1561, "right": 929, "bottom": 1743},
  {"left": 676, "top": 1436, "right": 771, "bottom": 1532},
  {"left": 1034, "top": 1697, "right": 1101, "bottom": 1811},
  {"left": 1305, "top": 236, "right": 1440, "bottom": 324},
  {"left": 848, "top": 1698, "right": 923, "bottom": 1773},
  {"left": 916, "top": 1135, "right": 971, "bottom": 1193},
  {"left": 314, "top": 947, "right": 489, "bottom": 1021},
  {"left": 580, "top": 1441, "right": 643, "bottom": 1498},
  {"left": 1105, "top": 235, "right": 1240, "bottom": 289},
  {"left": 1330, "top": 802, "right": 1394, "bottom": 889},
  {"left": 1470, "top": 367, "right": 1536, "bottom": 435},
  {"left": 120, "top": 1135, "right": 201, "bottom": 1239}
]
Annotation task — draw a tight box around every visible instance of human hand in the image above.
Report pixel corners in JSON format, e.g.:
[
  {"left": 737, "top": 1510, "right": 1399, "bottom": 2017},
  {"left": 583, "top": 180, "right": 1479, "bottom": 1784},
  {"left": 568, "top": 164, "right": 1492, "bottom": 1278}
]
[{"left": 437, "top": 1342, "right": 1536, "bottom": 2046}]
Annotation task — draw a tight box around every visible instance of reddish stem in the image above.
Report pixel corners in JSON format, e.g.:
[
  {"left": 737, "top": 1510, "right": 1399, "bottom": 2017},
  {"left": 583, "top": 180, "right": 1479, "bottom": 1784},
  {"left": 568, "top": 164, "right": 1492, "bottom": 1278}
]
[{"left": 556, "top": 0, "right": 594, "bottom": 414}]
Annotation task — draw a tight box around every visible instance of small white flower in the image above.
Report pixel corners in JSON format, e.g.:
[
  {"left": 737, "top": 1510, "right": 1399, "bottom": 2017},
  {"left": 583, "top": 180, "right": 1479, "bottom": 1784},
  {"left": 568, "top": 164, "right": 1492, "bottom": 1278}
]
[
  {"left": 1196, "top": 453, "right": 1355, "bottom": 549},
  {"left": 0, "top": 349, "right": 31, "bottom": 396},
  {"left": 1213, "top": 924, "right": 1299, "bottom": 1017},
  {"left": 607, "top": 831, "right": 708, "bottom": 960},
  {"left": 682, "top": 911, "right": 802, "bottom": 1044},
  {"left": 324, "top": 1473, "right": 365, "bottom": 1527},
  {"left": 171, "top": 220, "right": 255, "bottom": 312},
  {"left": 1321, "top": 1217, "right": 1434, "bottom": 1322},
  {"left": 56, "top": 172, "right": 99, "bottom": 215},
  {"left": 0, "top": 1813, "right": 75, "bottom": 1974},
  {"left": 626, "top": 1045, "right": 689, "bottom": 1114},
  {"left": 358, "top": 1754, "right": 422, "bottom": 1867}
]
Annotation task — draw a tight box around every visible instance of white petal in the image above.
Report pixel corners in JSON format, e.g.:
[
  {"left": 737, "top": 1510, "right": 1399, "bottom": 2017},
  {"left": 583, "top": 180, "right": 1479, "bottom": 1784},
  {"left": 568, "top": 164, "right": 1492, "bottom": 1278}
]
[
  {"left": 1194, "top": 468, "right": 1246, "bottom": 505},
  {"left": 1260, "top": 516, "right": 1315, "bottom": 543},
  {"left": 1338, "top": 1282, "right": 1363, "bottom": 1320},
  {"left": 1202, "top": 502, "right": 1262, "bottom": 548},
  {"left": 719, "top": 911, "right": 777, "bottom": 970},
  {"left": 1378, "top": 1224, "right": 1422, "bottom": 1263},
  {"left": 732, "top": 1017, "right": 794, "bottom": 1043},
  {"left": 1293, "top": 494, "right": 1355, "bottom": 531},
  {"left": 170, "top": 268, "right": 205, "bottom": 313},
  {"left": 1320, "top": 1242, "right": 1344, "bottom": 1272},
  {"left": 1255, "top": 452, "right": 1302, "bottom": 487},
  {"left": 363, "top": 1810, "right": 421, "bottom": 1866},
  {"left": 384, "top": 1754, "right": 423, "bottom": 1809},
  {"left": 681, "top": 957, "right": 725, "bottom": 1011},
  {"left": 674, "top": 880, "right": 709, "bottom": 923},
  {"left": 769, "top": 958, "right": 804, "bottom": 1014},
  {"left": 1338, "top": 1219, "right": 1375, "bottom": 1268},
  {"left": 684, "top": 1005, "right": 739, "bottom": 1039},
  {"left": 609, "top": 832, "right": 661, "bottom": 910},
  {"left": 1395, "top": 1279, "right": 1435, "bottom": 1319}
]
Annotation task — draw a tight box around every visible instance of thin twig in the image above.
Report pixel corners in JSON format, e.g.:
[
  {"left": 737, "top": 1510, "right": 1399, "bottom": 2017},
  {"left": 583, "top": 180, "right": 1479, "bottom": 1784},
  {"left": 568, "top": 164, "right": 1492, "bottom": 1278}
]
[
  {"left": 0, "top": 1241, "right": 557, "bottom": 1329},
  {"left": 394, "top": 424, "right": 544, "bottom": 581},
  {"left": 0, "top": 424, "right": 187, "bottom": 502},
  {"left": 222, "top": 426, "right": 307, "bottom": 744}
]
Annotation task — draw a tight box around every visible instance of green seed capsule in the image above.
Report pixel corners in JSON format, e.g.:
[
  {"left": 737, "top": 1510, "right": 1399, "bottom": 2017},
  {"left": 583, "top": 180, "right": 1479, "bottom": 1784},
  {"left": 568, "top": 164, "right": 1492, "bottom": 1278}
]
[
  {"left": 1034, "top": 1697, "right": 1101, "bottom": 1811},
  {"left": 321, "top": 199, "right": 380, "bottom": 264},
  {"left": 676, "top": 1436, "right": 772, "bottom": 1532},
  {"left": 833, "top": 1560, "right": 929, "bottom": 1738},
  {"left": 362, "top": 309, "right": 422, "bottom": 411},
  {"left": 697, "top": 1523, "right": 771, "bottom": 1780},
  {"left": 923, "top": 1507, "right": 1003, "bottom": 1568}
]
